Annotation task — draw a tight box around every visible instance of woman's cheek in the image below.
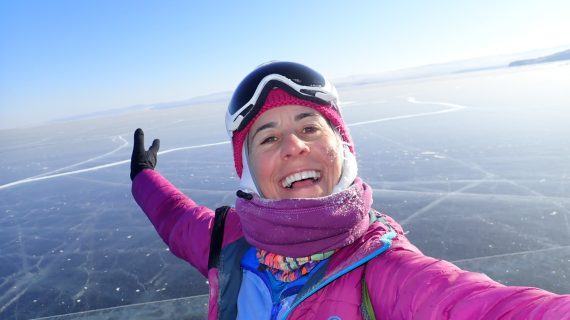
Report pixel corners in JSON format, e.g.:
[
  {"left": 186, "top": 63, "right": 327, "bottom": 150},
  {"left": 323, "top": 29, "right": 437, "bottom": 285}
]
[
  {"left": 325, "top": 145, "right": 340, "bottom": 164},
  {"left": 254, "top": 151, "right": 275, "bottom": 180}
]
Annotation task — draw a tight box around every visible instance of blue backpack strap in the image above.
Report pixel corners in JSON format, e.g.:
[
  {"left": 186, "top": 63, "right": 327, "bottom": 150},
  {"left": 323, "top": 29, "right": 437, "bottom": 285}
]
[{"left": 208, "top": 206, "right": 230, "bottom": 269}]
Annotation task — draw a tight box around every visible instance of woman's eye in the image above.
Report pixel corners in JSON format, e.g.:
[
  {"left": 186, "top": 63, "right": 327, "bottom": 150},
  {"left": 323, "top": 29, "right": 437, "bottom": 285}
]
[
  {"left": 303, "top": 126, "right": 318, "bottom": 134},
  {"left": 261, "top": 136, "right": 277, "bottom": 145}
]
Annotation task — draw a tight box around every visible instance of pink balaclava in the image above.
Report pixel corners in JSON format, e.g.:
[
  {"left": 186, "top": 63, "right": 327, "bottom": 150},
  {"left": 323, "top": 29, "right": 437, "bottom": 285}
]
[{"left": 231, "top": 87, "right": 357, "bottom": 196}]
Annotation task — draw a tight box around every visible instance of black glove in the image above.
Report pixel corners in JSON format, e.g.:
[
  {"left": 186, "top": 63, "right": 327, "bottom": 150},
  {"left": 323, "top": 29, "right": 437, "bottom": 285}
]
[{"left": 130, "top": 128, "right": 160, "bottom": 181}]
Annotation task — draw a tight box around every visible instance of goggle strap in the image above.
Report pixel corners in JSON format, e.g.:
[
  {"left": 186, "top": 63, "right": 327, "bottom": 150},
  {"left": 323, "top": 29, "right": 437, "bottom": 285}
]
[{"left": 228, "top": 75, "right": 338, "bottom": 134}]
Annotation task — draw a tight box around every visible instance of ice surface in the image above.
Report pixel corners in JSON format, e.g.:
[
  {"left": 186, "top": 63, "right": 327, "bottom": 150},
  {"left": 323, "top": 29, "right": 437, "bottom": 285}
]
[{"left": 1, "top": 62, "right": 569, "bottom": 319}]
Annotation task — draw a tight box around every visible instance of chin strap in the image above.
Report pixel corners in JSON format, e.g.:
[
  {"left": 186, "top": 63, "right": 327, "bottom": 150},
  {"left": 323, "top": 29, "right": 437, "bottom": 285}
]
[{"left": 236, "top": 190, "right": 253, "bottom": 200}]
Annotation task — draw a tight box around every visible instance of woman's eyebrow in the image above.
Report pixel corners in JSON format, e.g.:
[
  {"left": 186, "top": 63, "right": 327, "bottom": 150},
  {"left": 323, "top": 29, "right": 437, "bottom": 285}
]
[
  {"left": 295, "top": 112, "right": 318, "bottom": 121},
  {"left": 251, "top": 122, "right": 276, "bottom": 140}
]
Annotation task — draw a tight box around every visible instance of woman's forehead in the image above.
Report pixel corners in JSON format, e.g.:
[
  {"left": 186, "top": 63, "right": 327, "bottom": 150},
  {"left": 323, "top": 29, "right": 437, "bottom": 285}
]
[{"left": 251, "top": 105, "right": 325, "bottom": 129}]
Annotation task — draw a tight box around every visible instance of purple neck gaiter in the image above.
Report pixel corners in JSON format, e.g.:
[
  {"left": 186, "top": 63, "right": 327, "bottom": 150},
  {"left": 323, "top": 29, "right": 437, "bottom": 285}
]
[{"left": 236, "top": 177, "right": 373, "bottom": 258}]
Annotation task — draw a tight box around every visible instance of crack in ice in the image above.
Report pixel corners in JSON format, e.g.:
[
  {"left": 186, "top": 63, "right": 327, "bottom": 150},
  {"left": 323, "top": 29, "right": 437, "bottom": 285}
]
[
  {"left": 0, "top": 141, "right": 229, "bottom": 190},
  {"left": 0, "top": 98, "right": 466, "bottom": 191},
  {"left": 451, "top": 245, "right": 570, "bottom": 264}
]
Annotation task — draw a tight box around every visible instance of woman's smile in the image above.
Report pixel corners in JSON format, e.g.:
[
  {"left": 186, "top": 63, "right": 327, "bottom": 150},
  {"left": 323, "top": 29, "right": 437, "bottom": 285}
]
[{"left": 280, "top": 169, "right": 321, "bottom": 189}]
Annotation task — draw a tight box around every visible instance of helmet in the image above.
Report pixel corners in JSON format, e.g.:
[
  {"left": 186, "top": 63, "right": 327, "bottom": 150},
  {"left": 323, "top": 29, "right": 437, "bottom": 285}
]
[{"left": 225, "top": 61, "right": 340, "bottom": 137}]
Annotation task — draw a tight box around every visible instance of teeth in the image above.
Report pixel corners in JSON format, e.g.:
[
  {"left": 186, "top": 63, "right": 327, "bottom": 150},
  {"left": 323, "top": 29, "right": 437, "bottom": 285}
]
[{"left": 281, "top": 171, "right": 321, "bottom": 188}]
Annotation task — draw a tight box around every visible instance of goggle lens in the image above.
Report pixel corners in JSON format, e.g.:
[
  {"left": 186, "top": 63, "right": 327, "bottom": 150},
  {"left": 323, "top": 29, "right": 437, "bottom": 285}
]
[{"left": 227, "top": 62, "right": 336, "bottom": 134}]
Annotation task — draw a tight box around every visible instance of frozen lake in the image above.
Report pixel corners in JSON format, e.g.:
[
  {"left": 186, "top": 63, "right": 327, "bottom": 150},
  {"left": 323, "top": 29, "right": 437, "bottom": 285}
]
[{"left": 1, "top": 61, "right": 569, "bottom": 319}]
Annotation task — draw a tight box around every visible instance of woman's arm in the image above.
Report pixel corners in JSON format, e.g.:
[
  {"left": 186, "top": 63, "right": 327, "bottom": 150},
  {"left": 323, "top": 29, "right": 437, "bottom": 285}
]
[
  {"left": 130, "top": 128, "right": 217, "bottom": 277},
  {"left": 366, "top": 241, "right": 570, "bottom": 319},
  {"left": 132, "top": 169, "right": 214, "bottom": 277}
]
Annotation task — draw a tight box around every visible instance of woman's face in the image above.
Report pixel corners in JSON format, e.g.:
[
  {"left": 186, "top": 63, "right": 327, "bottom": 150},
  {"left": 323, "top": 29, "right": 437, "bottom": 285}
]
[{"left": 248, "top": 105, "right": 342, "bottom": 200}]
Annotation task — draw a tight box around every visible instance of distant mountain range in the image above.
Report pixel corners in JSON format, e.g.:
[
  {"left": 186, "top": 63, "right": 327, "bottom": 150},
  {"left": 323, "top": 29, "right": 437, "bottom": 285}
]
[
  {"left": 51, "top": 91, "right": 231, "bottom": 122},
  {"left": 335, "top": 47, "right": 570, "bottom": 88},
  {"left": 509, "top": 49, "right": 570, "bottom": 67},
  {"left": 51, "top": 46, "right": 570, "bottom": 124}
]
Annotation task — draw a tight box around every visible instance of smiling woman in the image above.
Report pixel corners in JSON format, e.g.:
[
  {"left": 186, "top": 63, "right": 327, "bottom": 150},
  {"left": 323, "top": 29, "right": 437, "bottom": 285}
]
[{"left": 130, "top": 61, "right": 570, "bottom": 319}]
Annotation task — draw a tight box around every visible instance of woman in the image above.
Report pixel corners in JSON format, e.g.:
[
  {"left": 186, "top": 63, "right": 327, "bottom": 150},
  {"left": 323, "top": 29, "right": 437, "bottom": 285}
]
[{"left": 131, "top": 62, "right": 569, "bottom": 319}]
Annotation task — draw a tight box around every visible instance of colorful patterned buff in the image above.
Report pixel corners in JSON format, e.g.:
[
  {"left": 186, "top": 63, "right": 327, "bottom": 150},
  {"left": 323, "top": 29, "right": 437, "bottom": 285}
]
[{"left": 256, "top": 249, "right": 335, "bottom": 282}]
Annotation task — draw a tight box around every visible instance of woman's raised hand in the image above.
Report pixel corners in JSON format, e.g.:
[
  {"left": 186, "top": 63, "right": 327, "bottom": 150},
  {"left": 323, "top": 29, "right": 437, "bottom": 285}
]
[{"left": 130, "top": 128, "right": 160, "bottom": 181}]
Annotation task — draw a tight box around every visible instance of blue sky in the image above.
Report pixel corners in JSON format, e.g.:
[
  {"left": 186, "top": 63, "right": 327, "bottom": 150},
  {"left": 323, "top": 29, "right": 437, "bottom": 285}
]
[{"left": 1, "top": 0, "right": 569, "bottom": 129}]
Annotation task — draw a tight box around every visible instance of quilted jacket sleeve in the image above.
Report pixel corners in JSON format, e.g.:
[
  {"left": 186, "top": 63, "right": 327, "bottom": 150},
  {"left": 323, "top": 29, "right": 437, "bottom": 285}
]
[
  {"left": 366, "top": 217, "right": 570, "bottom": 319},
  {"left": 131, "top": 169, "right": 214, "bottom": 277}
]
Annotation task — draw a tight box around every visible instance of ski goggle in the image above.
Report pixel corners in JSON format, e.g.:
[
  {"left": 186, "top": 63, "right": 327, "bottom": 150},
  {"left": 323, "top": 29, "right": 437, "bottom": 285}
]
[{"left": 225, "top": 61, "right": 339, "bottom": 137}]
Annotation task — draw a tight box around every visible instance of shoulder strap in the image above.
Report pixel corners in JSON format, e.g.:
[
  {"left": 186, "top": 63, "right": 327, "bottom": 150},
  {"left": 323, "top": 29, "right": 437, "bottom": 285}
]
[
  {"left": 361, "top": 264, "right": 377, "bottom": 320},
  {"left": 207, "top": 206, "right": 231, "bottom": 270}
]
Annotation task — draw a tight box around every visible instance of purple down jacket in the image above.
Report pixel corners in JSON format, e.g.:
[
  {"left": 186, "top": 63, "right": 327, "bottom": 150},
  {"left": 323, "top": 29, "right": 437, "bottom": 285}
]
[{"left": 132, "top": 170, "right": 570, "bottom": 319}]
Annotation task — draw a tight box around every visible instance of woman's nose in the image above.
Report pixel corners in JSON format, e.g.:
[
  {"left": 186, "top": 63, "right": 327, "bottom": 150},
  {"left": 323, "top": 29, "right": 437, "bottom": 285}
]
[{"left": 281, "top": 132, "right": 309, "bottom": 158}]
